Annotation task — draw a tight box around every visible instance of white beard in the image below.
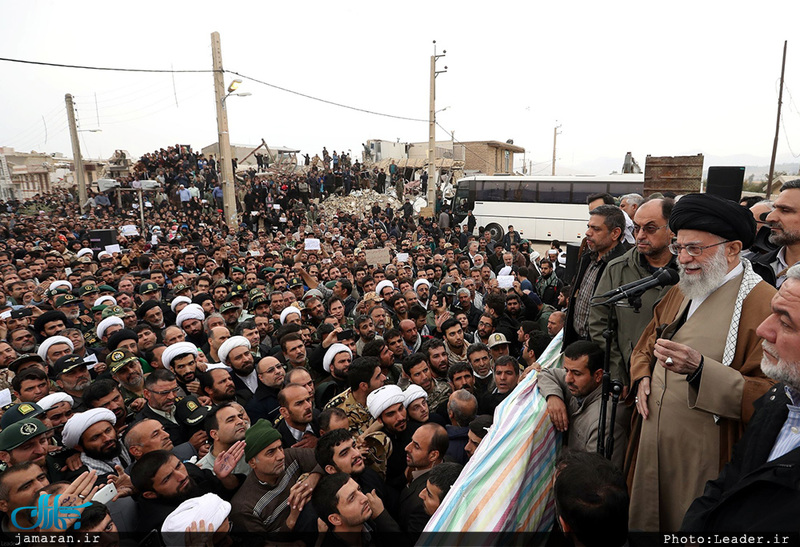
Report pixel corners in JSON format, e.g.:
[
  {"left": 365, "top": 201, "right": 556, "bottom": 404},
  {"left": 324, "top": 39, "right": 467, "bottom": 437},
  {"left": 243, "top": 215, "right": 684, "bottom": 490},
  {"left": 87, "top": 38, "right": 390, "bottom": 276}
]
[
  {"left": 677, "top": 245, "right": 729, "bottom": 301},
  {"left": 761, "top": 341, "right": 800, "bottom": 391}
]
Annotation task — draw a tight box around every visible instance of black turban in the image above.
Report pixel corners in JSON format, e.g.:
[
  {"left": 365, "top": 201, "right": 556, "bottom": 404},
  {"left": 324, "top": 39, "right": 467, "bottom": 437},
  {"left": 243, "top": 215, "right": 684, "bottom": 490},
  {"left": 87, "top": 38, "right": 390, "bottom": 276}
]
[
  {"left": 34, "top": 310, "right": 68, "bottom": 337},
  {"left": 137, "top": 299, "right": 162, "bottom": 319},
  {"left": 669, "top": 193, "right": 755, "bottom": 249},
  {"left": 107, "top": 328, "right": 138, "bottom": 351}
]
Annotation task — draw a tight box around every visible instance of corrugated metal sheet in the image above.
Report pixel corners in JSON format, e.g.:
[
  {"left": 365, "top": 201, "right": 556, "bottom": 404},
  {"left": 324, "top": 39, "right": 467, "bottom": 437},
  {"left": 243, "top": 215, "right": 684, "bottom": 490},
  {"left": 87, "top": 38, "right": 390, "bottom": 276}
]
[{"left": 644, "top": 154, "right": 704, "bottom": 196}]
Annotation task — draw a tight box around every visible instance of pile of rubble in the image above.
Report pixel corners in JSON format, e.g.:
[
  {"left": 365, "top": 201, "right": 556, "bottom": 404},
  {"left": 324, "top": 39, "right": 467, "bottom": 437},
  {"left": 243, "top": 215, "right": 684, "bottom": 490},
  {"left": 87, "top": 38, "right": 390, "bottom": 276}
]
[{"left": 318, "top": 189, "right": 404, "bottom": 222}]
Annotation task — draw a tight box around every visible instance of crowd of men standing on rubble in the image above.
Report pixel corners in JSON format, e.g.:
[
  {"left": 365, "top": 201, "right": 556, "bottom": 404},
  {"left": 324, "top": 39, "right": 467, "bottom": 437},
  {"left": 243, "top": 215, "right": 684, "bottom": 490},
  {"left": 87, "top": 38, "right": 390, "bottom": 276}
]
[{"left": 0, "top": 142, "right": 799, "bottom": 546}]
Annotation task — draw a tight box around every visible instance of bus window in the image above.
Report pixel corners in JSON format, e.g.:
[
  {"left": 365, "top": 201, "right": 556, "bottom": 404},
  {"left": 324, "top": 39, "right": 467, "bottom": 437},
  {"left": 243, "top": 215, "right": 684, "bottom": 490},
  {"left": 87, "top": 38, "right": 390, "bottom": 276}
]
[
  {"left": 539, "top": 182, "right": 571, "bottom": 203},
  {"left": 454, "top": 183, "right": 472, "bottom": 215},
  {"left": 506, "top": 181, "right": 525, "bottom": 202},
  {"left": 520, "top": 181, "right": 537, "bottom": 201},
  {"left": 572, "top": 182, "right": 609, "bottom": 205},
  {"left": 477, "top": 181, "right": 506, "bottom": 201},
  {"left": 609, "top": 183, "right": 644, "bottom": 197}
]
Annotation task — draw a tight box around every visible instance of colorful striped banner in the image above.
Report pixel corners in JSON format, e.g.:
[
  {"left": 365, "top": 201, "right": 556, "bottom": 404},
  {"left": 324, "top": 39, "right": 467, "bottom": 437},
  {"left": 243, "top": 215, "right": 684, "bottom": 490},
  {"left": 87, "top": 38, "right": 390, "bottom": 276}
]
[{"left": 422, "top": 331, "right": 564, "bottom": 539}]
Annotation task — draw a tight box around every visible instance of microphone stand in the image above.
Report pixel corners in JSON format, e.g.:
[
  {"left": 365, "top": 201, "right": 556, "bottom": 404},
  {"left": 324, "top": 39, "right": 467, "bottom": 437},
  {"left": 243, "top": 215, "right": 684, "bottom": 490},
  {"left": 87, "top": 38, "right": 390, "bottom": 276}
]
[{"left": 594, "top": 294, "right": 640, "bottom": 460}]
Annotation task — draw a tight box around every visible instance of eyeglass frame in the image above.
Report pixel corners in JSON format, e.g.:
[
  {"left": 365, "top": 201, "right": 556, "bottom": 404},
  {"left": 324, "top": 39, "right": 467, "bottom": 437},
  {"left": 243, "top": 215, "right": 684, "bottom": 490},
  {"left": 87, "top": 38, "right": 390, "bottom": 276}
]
[
  {"left": 147, "top": 386, "right": 180, "bottom": 396},
  {"left": 668, "top": 240, "right": 730, "bottom": 257}
]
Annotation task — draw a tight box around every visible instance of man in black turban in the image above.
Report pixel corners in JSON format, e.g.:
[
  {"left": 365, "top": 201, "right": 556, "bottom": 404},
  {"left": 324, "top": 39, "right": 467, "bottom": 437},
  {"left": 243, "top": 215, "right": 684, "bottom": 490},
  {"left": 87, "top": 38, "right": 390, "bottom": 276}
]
[{"left": 626, "top": 192, "right": 777, "bottom": 532}]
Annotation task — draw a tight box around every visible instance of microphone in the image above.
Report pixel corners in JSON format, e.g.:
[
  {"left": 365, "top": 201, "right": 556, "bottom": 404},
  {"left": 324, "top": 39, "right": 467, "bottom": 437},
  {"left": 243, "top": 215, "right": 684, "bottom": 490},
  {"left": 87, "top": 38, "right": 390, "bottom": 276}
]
[{"left": 597, "top": 268, "right": 679, "bottom": 306}]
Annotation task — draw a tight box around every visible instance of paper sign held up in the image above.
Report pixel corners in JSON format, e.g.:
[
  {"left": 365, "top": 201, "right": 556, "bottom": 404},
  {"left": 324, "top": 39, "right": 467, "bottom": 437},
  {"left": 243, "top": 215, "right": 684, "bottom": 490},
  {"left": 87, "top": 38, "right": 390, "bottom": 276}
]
[
  {"left": 364, "top": 248, "right": 391, "bottom": 266},
  {"left": 304, "top": 238, "right": 321, "bottom": 251},
  {"left": 497, "top": 275, "right": 515, "bottom": 289}
]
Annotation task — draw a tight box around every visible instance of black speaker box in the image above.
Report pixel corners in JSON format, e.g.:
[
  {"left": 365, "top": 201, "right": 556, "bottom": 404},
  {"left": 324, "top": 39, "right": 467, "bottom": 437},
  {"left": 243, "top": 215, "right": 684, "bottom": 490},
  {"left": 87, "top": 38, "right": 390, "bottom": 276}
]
[
  {"left": 706, "top": 166, "right": 745, "bottom": 202},
  {"left": 89, "top": 229, "right": 117, "bottom": 252}
]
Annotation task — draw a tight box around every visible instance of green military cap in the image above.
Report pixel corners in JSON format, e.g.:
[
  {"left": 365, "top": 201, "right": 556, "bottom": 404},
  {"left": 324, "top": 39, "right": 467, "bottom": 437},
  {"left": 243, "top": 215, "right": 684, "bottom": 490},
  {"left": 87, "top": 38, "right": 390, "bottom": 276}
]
[
  {"left": 79, "top": 284, "right": 99, "bottom": 297},
  {"left": 219, "top": 302, "right": 242, "bottom": 314},
  {"left": 139, "top": 281, "right": 161, "bottom": 295},
  {"left": 0, "top": 403, "right": 44, "bottom": 429},
  {"left": 231, "top": 266, "right": 245, "bottom": 275},
  {"left": 91, "top": 304, "right": 108, "bottom": 313},
  {"left": 55, "top": 294, "right": 79, "bottom": 308},
  {"left": 106, "top": 349, "right": 139, "bottom": 374},
  {"left": 101, "top": 305, "right": 126, "bottom": 319},
  {"left": 0, "top": 418, "right": 49, "bottom": 451},
  {"left": 249, "top": 296, "right": 269, "bottom": 310},
  {"left": 98, "top": 285, "right": 117, "bottom": 293}
]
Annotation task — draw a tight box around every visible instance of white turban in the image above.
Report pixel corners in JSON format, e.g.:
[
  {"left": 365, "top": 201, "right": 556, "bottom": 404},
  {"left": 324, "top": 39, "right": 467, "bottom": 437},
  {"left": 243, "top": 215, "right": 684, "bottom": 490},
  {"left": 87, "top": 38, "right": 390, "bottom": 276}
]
[
  {"left": 367, "top": 385, "right": 406, "bottom": 420},
  {"left": 96, "top": 316, "right": 124, "bottom": 339},
  {"left": 161, "top": 342, "right": 199, "bottom": 369},
  {"left": 498, "top": 266, "right": 513, "bottom": 276},
  {"left": 76, "top": 248, "right": 93, "bottom": 258},
  {"left": 279, "top": 306, "right": 301, "bottom": 325},
  {"left": 403, "top": 384, "right": 428, "bottom": 408},
  {"left": 375, "top": 280, "right": 394, "bottom": 297},
  {"left": 37, "top": 392, "right": 74, "bottom": 411},
  {"left": 97, "top": 251, "right": 112, "bottom": 259},
  {"left": 94, "top": 295, "right": 117, "bottom": 308},
  {"left": 161, "top": 493, "right": 231, "bottom": 543},
  {"left": 170, "top": 296, "right": 192, "bottom": 313},
  {"left": 413, "top": 279, "right": 430, "bottom": 292},
  {"left": 50, "top": 280, "right": 73, "bottom": 292},
  {"left": 217, "top": 336, "right": 251, "bottom": 366},
  {"left": 37, "top": 336, "right": 74, "bottom": 362},
  {"left": 323, "top": 343, "right": 352, "bottom": 373},
  {"left": 176, "top": 304, "right": 204, "bottom": 329},
  {"left": 61, "top": 408, "right": 116, "bottom": 449}
]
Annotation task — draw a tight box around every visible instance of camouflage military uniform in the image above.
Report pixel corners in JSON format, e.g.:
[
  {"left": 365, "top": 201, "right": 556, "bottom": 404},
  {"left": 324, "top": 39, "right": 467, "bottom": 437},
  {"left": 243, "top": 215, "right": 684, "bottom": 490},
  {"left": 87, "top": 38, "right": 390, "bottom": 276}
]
[
  {"left": 0, "top": 369, "right": 13, "bottom": 392},
  {"left": 324, "top": 388, "right": 373, "bottom": 436},
  {"left": 427, "top": 377, "right": 453, "bottom": 411}
]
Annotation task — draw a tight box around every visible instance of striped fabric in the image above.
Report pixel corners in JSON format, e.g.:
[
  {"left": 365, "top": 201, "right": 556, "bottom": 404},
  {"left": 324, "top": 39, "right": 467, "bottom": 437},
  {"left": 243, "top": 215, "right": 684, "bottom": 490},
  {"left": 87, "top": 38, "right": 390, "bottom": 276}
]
[{"left": 422, "top": 330, "right": 564, "bottom": 538}]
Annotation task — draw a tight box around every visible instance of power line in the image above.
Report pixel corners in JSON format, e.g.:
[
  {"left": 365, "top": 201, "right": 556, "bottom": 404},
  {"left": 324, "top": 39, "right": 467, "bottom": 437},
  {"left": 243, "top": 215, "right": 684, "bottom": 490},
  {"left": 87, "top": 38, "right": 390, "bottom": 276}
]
[
  {"left": 0, "top": 56, "right": 215, "bottom": 73},
  {"left": 227, "top": 69, "right": 428, "bottom": 123}
]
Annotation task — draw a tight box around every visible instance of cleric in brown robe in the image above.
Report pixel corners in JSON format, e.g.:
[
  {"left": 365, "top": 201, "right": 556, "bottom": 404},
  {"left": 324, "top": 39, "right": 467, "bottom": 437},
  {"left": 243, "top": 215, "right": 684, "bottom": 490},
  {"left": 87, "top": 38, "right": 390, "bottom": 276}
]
[{"left": 627, "top": 193, "right": 776, "bottom": 532}]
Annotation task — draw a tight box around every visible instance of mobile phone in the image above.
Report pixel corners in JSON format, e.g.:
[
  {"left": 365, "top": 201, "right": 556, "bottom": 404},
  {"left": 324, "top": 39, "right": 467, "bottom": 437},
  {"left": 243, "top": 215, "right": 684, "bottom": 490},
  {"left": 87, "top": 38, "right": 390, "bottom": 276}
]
[
  {"left": 337, "top": 329, "right": 355, "bottom": 341},
  {"left": 92, "top": 482, "right": 117, "bottom": 505}
]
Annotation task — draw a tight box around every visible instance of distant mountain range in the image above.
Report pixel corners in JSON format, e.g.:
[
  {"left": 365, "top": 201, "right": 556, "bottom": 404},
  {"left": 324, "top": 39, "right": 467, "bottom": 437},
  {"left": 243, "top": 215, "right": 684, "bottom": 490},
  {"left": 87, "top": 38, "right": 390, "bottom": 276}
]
[{"left": 560, "top": 154, "right": 800, "bottom": 181}]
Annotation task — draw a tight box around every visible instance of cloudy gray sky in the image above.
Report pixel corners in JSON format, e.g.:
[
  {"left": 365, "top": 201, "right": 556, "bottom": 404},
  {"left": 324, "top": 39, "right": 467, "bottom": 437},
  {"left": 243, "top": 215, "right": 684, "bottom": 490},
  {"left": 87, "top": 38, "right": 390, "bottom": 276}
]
[{"left": 2, "top": 0, "right": 799, "bottom": 174}]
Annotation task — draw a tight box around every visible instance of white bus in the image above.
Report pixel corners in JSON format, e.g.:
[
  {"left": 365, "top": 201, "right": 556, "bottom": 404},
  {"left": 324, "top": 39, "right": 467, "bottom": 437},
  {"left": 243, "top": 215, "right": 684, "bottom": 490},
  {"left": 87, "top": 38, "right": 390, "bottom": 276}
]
[{"left": 451, "top": 174, "right": 644, "bottom": 243}]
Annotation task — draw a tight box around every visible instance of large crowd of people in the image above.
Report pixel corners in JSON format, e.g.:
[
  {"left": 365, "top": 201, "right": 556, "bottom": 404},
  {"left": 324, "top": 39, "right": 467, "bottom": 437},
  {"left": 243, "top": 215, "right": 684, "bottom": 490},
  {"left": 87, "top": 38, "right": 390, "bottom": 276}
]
[{"left": 0, "top": 142, "right": 797, "bottom": 546}]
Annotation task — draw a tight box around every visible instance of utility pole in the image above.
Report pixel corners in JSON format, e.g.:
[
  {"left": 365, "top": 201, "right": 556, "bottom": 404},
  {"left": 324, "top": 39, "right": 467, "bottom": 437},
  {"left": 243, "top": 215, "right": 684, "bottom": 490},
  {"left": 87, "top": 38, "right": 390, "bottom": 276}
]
[
  {"left": 767, "top": 40, "right": 788, "bottom": 199},
  {"left": 65, "top": 94, "right": 87, "bottom": 212},
  {"left": 427, "top": 41, "right": 447, "bottom": 211},
  {"left": 552, "top": 123, "right": 562, "bottom": 176},
  {"left": 211, "top": 32, "right": 237, "bottom": 228}
]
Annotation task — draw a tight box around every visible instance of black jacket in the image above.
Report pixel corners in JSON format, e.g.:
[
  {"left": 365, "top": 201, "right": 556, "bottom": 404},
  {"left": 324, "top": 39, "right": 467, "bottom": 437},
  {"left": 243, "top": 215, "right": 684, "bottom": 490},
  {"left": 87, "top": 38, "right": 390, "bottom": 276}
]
[
  {"left": 563, "top": 242, "right": 627, "bottom": 347},
  {"left": 276, "top": 410, "right": 321, "bottom": 447},
  {"left": 682, "top": 384, "right": 800, "bottom": 532},
  {"left": 245, "top": 382, "right": 282, "bottom": 425},
  {"left": 135, "top": 404, "right": 189, "bottom": 446},
  {"left": 750, "top": 246, "right": 780, "bottom": 287}
]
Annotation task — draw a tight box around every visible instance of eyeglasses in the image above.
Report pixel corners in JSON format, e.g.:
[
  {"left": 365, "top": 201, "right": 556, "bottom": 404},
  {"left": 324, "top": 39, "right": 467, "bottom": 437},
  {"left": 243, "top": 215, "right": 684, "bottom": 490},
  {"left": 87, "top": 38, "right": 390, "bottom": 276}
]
[
  {"left": 633, "top": 224, "right": 668, "bottom": 235},
  {"left": 148, "top": 386, "right": 180, "bottom": 396},
  {"left": 668, "top": 240, "right": 730, "bottom": 257}
]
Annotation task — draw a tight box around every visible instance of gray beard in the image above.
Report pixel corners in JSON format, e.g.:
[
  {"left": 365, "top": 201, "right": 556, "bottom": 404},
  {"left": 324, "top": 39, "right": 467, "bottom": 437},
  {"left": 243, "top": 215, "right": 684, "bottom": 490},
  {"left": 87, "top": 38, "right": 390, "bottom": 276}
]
[
  {"left": 769, "top": 228, "right": 800, "bottom": 247},
  {"left": 761, "top": 341, "right": 800, "bottom": 391},
  {"left": 677, "top": 246, "right": 730, "bottom": 301}
]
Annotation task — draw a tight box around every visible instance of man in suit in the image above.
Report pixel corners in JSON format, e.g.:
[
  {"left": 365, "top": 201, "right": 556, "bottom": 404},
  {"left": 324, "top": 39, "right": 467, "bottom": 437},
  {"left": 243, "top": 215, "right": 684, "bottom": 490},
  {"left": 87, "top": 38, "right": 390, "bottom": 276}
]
[
  {"left": 276, "top": 383, "right": 320, "bottom": 448},
  {"left": 682, "top": 263, "right": 800, "bottom": 532},
  {"left": 136, "top": 369, "right": 207, "bottom": 448},
  {"left": 397, "top": 423, "right": 448, "bottom": 539}
]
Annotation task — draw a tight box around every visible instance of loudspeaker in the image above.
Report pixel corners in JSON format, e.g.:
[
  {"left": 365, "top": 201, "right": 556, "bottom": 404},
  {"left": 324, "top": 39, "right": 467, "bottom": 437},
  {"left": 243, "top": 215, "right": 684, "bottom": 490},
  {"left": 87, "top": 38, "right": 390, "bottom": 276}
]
[
  {"left": 564, "top": 242, "right": 582, "bottom": 285},
  {"left": 89, "top": 229, "right": 117, "bottom": 252},
  {"left": 706, "top": 166, "right": 745, "bottom": 202}
]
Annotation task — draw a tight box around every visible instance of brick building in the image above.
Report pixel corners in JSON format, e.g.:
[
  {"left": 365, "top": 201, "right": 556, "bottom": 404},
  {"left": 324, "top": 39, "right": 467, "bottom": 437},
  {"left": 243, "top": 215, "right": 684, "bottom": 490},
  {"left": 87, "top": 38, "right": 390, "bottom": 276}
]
[{"left": 460, "top": 140, "right": 525, "bottom": 175}]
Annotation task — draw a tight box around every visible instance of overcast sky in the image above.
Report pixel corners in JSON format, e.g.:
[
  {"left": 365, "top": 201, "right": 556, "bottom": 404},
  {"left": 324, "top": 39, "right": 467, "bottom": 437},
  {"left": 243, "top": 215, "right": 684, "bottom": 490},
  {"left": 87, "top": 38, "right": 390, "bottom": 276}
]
[{"left": 2, "top": 1, "right": 799, "bottom": 174}]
